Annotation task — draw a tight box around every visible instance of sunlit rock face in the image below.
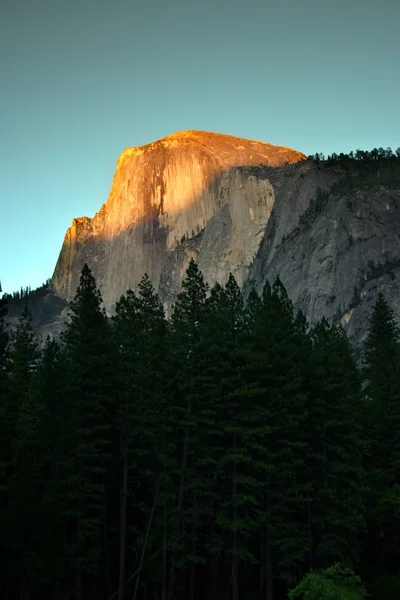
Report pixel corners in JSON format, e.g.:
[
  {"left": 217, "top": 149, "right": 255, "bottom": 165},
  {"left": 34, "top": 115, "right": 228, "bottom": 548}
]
[
  {"left": 48, "top": 130, "right": 400, "bottom": 349},
  {"left": 52, "top": 130, "right": 305, "bottom": 312}
]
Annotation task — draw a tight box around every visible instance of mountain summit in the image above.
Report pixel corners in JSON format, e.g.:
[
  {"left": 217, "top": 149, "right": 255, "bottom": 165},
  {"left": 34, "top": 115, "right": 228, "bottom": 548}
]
[
  {"left": 52, "top": 130, "right": 305, "bottom": 311},
  {"left": 50, "top": 131, "right": 400, "bottom": 347}
]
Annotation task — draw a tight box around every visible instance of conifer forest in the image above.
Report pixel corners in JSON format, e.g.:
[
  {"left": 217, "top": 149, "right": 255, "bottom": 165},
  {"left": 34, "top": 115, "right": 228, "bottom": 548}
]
[{"left": 1, "top": 259, "right": 400, "bottom": 600}]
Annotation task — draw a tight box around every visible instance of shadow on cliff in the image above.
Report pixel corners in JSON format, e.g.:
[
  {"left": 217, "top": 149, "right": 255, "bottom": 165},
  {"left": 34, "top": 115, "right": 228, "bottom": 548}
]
[{"left": 51, "top": 158, "right": 308, "bottom": 309}]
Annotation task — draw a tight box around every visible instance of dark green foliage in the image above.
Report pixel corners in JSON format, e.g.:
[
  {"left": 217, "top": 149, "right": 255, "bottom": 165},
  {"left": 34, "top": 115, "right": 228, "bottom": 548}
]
[
  {"left": 307, "top": 320, "right": 366, "bottom": 570},
  {"left": 112, "top": 273, "right": 170, "bottom": 597},
  {"left": 8, "top": 305, "right": 40, "bottom": 394},
  {"left": 362, "top": 293, "right": 400, "bottom": 489},
  {"left": 0, "top": 282, "right": 9, "bottom": 493},
  {"left": 307, "top": 145, "right": 400, "bottom": 180},
  {"left": 362, "top": 293, "right": 400, "bottom": 576},
  {"left": 0, "top": 281, "right": 7, "bottom": 370},
  {"left": 246, "top": 279, "right": 310, "bottom": 586},
  {"left": 1, "top": 306, "right": 40, "bottom": 592},
  {"left": 202, "top": 275, "right": 255, "bottom": 598},
  {"left": 289, "top": 563, "right": 368, "bottom": 600},
  {"left": 366, "top": 571, "right": 400, "bottom": 600},
  {"left": 0, "top": 287, "right": 10, "bottom": 589},
  {"left": 61, "top": 264, "right": 114, "bottom": 591},
  {"left": 8, "top": 337, "right": 67, "bottom": 588},
  {"left": 167, "top": 259, "right": 209, "bottom": 596},
  {"left": 2, "top": 264, "right": 400, "bottom": 600}
]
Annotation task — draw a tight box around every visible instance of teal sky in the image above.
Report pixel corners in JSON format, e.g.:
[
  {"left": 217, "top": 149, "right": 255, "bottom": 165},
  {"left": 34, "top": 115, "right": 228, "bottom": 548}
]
[{"left": 1, "top": 0, "right": 399, "bottom": 294}]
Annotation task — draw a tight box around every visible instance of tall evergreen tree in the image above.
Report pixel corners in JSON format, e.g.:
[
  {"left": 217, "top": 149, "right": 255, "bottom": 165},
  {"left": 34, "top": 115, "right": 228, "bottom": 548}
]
[
  {"left": 167, "top": 259, "right": 208, "bottom": 600},
  {"left": 61, "top": 264, "right": 114, "bottom": 600},
  {"left": 4, "top": 306, "right": 40, "bottom": 599},
  {"left": 34, "top": 337, "right": 70, "bottom": 589},
  {"left": 253, "top": 279, "right": 309, "bottom": 592},
  {"left": 307, "top": 319, "right": 366, "bottom": 572},
  {"left": 362, "top": 293, "right": 400, "bottom": 574},
  {"left": 0, "top": 284, "right": 8, "bottom": 590},
  {"left": 0, "top": 282, "right": 7, "bottom": 378},
  {"left": 205, "top": 275, "right": 258, "bottom": 600},
  {"left": 112, "top": 274, "right": 169, "bottom": 600},
  {"left": 7, "top": 337, "right": 69, "bottom": 597},
  {"left": 0, "top": 283, "right": 10, "bottom": 592},
  {"left": 363, "top": 293, "right": 399, "bottom": 409}
]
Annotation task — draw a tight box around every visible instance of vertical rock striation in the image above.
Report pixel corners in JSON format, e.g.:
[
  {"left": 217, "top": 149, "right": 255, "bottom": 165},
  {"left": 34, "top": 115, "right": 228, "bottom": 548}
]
[
  {"left": 51, "top": 129, "right": 400, "bottom": 348},
  {"left": 52, "top": 130, "right": 305, "bottom": 312}
]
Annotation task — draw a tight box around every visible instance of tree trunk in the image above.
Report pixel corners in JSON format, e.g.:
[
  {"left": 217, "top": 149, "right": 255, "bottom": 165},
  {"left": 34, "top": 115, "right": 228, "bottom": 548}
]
[
  {"left": 104, "top": 496, "right": 112, "bottom": 598},
  {"left": 168, "top": 401, "right": 191, "bottom": 600},
  {"left": 19, "top": 575, "right": 31, "bottom": 600},
  {"left": 133, "top": 478, "right": 160, "bottom": 600},
  {"left": 162, "top": 496, "right": 168, "bottom": 600},
  {"left": 62, "top": 573, "right": 72, "bottom": 600},
  {"left": 307, "top": 502, "right": 313, "bottom": 571},
  {"left": 232, "top": 437, "right": 239, "bottom": 600},
  {"left": 189, "top": 543, "right": 196, "bottom": 600},
  {"left": 189, "top": 496, "right": 198, "bottom": 600},
  {"left": 213, "top": 555, "right": 219, "bottom": 600},
  {"left": 207, "top": 518, "right": 218, "bottom": 600},
  {"left": 75, "top": 569, "right": 82, "bottom": 600},
  {"left": 259, "top": 524, "right": 266, "bottom": 600},
  {"left": 118, "top": 441, "right": 128, "bottom": 600},
  {"left": 266, "top": 529, "right": 273, "bottom": 600}
]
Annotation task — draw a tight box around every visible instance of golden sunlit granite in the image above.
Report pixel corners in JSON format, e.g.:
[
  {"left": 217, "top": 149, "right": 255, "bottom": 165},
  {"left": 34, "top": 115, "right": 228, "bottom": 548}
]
[
  {"left": 44, "top": 134, "right": 400, "bottom": 349},
  {"left": 52, "top": 130, "right": 305, "bottom": 311}
]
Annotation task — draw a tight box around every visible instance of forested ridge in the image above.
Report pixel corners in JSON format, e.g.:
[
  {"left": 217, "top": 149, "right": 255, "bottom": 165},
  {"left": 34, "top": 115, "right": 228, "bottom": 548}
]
[{"left": 1, "top": 259, "right": 400, "bottom": 600}]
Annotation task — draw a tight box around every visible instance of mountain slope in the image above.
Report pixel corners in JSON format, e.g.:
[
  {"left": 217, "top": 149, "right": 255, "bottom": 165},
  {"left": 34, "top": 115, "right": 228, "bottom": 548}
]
[
  {"left": 47, "top": 131, "right": 400, "bottom": 347},
  {"left": 52, "top": 130, "right": 305, "bottom": 310}
]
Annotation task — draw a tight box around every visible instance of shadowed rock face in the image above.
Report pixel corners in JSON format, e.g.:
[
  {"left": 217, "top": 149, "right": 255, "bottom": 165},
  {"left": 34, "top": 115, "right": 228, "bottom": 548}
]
[
  {"left": 245, "top": 166, "right": 400, "bottom": 351},
  {"left": 50, "top": 129, "right": 400, "bottom": 349},
  {"left": 52, "top": 130, "right": 305, "bottom": 311}
]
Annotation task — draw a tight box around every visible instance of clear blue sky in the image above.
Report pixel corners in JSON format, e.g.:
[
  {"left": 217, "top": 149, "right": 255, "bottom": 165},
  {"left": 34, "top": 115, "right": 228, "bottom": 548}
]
[{"left": 1, "top": 0, "right": 399, "bottom": 294}]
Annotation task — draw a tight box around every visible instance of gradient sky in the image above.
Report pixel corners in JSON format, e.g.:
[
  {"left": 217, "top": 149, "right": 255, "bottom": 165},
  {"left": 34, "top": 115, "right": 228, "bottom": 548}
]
[{"left": 1, "top": 0, "right": 399, "bottom": 294}]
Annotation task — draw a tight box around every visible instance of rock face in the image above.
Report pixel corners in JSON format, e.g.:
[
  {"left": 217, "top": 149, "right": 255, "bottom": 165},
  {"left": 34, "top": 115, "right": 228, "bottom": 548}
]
[
  {"left": 52, "top": 130, "right": 305, "bottom": 312},
  {"left": 244, "top": 163, "right": 400, "bottom": 349},
  {"left": 51, "top": 129, "right": 400, "bottom": 348}
]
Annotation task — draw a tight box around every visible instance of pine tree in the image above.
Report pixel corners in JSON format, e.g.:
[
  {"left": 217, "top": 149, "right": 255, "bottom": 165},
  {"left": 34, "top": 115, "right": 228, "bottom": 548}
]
[
  {"left": 205, "top": 274, "right": 258, "bottom": 600},
  {"left": 4, "top": 306, "right": 40, "bottom": 598},
  {"left": 362, "top": 293, "right": 400, "bottom": 574},
  {"left": 254, "top": 279, "right": 309, "bottom": 590},
  {"left": 33, "top": 338, "right": 69, "bottom": 588},
  {"left": 363, "top": 293, "right": 399, "bottom": 410},
  {"left": 167, "top": 259, "right": 208, "bottom": 600},
  {"left": 7, "top": 337, "right": 69, "bottom": 596},
  {"left": 112, "top": 274, "right": 169, "bottom": 600},
  {"left": 61, "top": 264, "right": 114, "bottom": 600},
  {"left": 0, "top": 282, "right": 7, "bottom": 379},
  {"left": 0, "top": 287, "right": 11, "bottom": 594},
  {"left": 307, "top": 319, "right": 366, "bottom": 571}
]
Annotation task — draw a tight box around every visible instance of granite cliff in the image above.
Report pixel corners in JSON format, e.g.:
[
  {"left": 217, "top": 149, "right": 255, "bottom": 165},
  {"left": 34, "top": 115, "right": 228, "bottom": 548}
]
[
  {"left": 52, "top": 130, "right": 305, "bottom": 311},
  {"left": 47, "top": 130, "right": 400, "bottom": 347}
]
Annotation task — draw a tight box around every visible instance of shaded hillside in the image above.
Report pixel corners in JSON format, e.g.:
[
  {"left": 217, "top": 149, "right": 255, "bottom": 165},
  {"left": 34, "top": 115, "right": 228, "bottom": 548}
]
[
  {"left": 245, "top": 151, "right": 400, "bottom": 350},
  {"left": 4, "top": 281, "right": 68, "bottom": 342}
]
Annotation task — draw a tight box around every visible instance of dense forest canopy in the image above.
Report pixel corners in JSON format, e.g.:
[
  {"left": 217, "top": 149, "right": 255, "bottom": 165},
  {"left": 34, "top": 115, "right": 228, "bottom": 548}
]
[
  {"left": 307, "top": 146, "right": 400, "bottom": 163},
  {"left": 1, "top": 260, "right": 400, "bottom": 600}
]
